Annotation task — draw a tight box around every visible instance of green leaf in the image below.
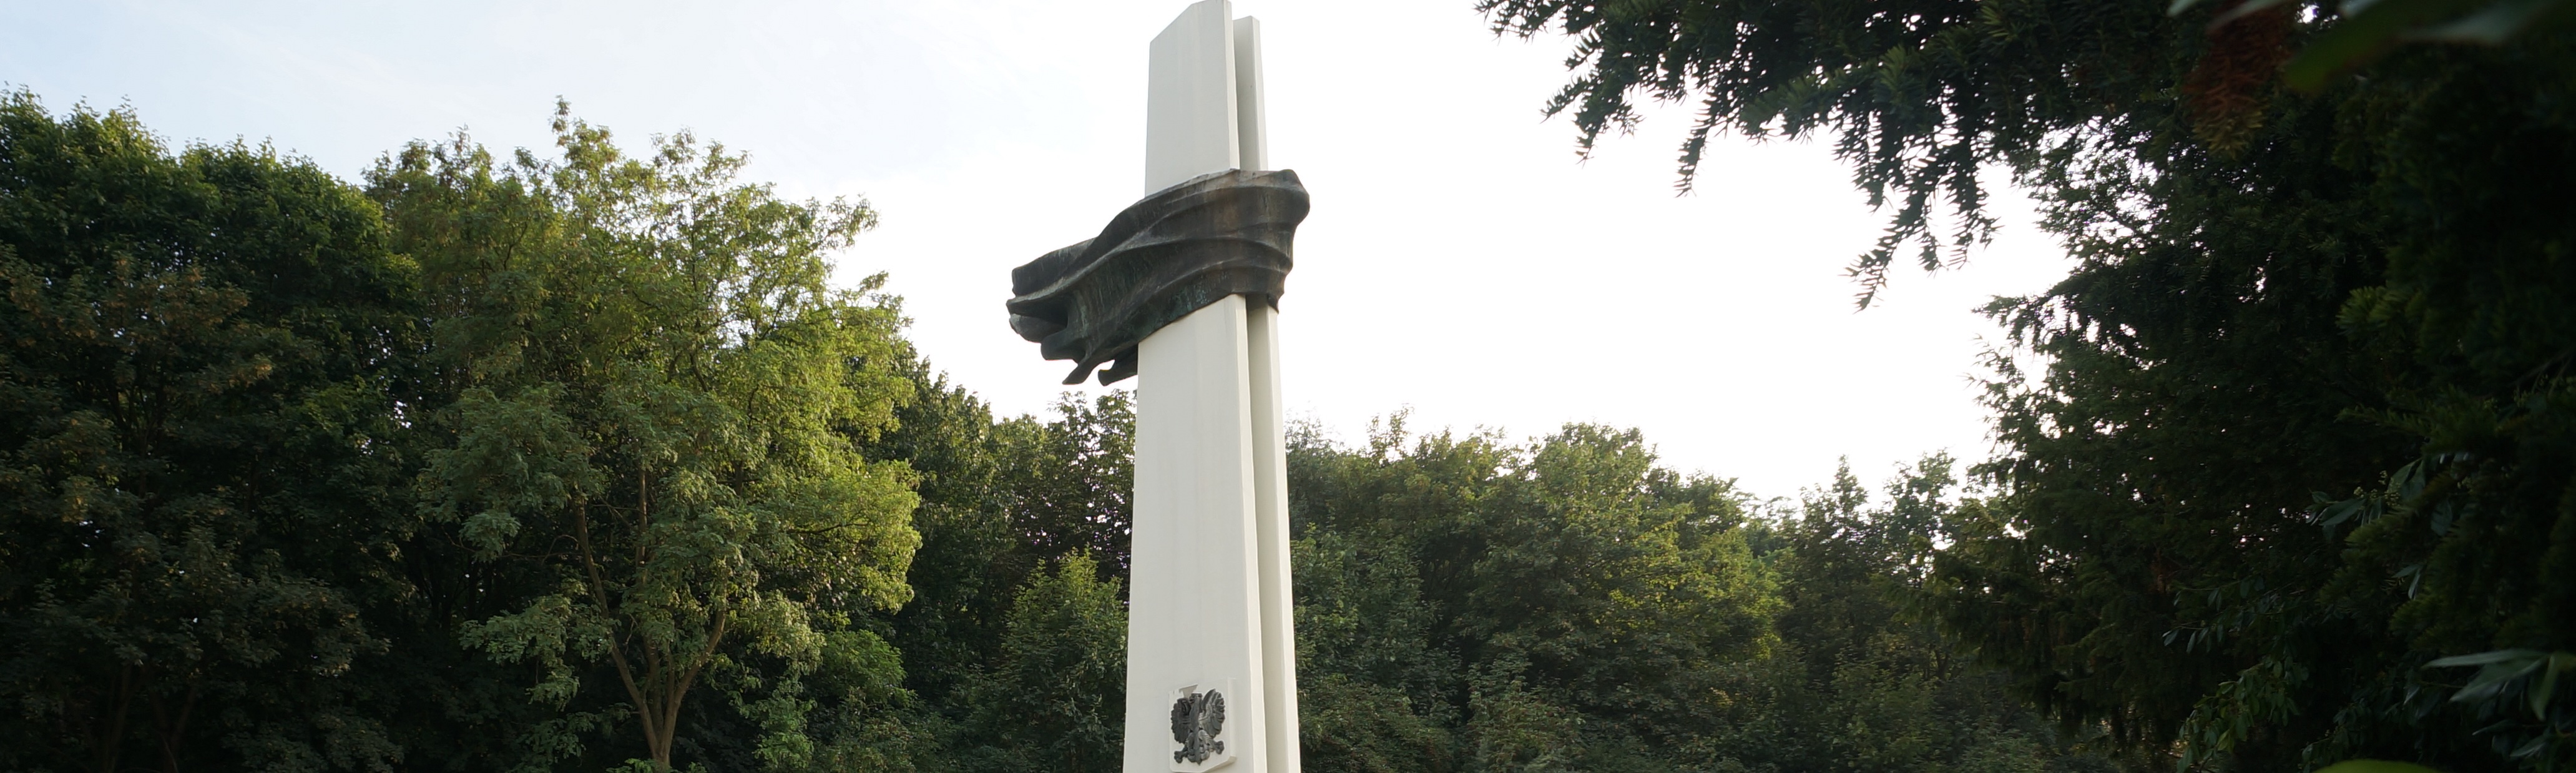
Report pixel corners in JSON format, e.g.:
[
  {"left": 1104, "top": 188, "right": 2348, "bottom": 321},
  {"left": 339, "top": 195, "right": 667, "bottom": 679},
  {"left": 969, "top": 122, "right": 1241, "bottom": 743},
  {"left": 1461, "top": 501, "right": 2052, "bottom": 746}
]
[
  {"left": 2287, "top": 0, "right": 2575, "bottom": 89},
  {"left": 2412, "top": 0, "right": 2560, "bottom": 41},
  {"left": 2426, "top": 647, "right": 2544, "bottom": 668},
  {"left": 2168, "top": 0, "right": 2297, "bottom": 21},
  {"left": 2221, "top": 0, "right": 2304, "bottom": 22},
  {"left": 2427, "top": 649, "right": 2560, "bottom": 706},
  {"left": 2530, "top": 653, "right": 2562, "bottom": 716},
  {"left": 2285, "top": 0, "right": 2433, "bottom": 89}
]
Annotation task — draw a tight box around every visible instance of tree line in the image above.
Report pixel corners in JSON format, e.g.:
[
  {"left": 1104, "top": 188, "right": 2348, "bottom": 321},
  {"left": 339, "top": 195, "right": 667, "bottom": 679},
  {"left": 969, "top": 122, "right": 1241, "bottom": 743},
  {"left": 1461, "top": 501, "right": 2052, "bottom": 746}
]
[
  {"left": 0, "top": 91, "right": 2113, "bottom": 772},
  {"left": 1475, "top": 0, "right": 2575, "bottom": 770},
  {"left": 5, "top": 0, "right": 2574, "bottom": 769}
]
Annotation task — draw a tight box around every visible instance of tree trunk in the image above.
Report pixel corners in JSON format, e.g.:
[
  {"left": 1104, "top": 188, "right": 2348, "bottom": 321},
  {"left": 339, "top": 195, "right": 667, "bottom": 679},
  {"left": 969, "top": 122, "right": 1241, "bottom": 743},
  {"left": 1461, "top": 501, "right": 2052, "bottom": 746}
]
[
  {"left": 89, "top": 664, "right": 140, "bottom": 773},
  {"left": 150, "top": 680, "right": 197, "bottom": 773}
]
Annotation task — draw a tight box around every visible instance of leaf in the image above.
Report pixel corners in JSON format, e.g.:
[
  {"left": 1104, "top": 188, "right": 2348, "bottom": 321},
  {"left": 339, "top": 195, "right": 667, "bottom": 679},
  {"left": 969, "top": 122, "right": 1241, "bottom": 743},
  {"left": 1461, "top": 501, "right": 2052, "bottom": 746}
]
[
  {"left": 2219, "top": 0, "right": 2306, "bottom": 22},
  {"left": 2456, "top": 659, "right": 2542, "bottom": 702},
  {"left": 2168, "top": 0, "right": 2298, "bottom": 22},
  {"left": 2286, "top": 0, "right": 2576, "bottom": 89},
  {"left": 2426, "top": 649, "right": 2550, "bottom": 705},
  {"left": 2530, "top": 653, "right": 2562, "bottom": 716},
  {"left": 2391, "top": 457, "right": 2428, "bottom": 500},
  {"left": 2512, "top": 734, "right": 2548, "bottom": 757},
  {"left": 2311, "top": 490, "right": 2382, "bottom": 541},
  {"left": 2412, "top": 0, "right": 2564, "bottom": 41},
  {"left": 2427, "top": 648, "right": 2545, "bottom": 667}
]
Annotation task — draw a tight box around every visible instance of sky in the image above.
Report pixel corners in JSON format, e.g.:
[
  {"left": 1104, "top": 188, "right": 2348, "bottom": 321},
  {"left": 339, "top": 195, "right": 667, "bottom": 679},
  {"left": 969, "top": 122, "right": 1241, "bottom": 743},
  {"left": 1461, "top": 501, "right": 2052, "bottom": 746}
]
[{"left": 1, "top": 0, "right": 2075, "bottom": 500}]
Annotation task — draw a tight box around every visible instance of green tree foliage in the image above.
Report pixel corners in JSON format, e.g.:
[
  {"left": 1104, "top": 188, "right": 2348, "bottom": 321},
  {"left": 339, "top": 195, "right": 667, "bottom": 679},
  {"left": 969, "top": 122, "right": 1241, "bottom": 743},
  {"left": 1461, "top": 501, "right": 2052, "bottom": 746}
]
[
  {"left": 1288, "top": 417, "right": 1773, "bottom": 771},
  {"left": 861, "top": 383, "right": 1135, "bottom": 766},
  {"left": 997, "top": 395, "right": 1135, "bottom": 579},
  {"left": 1285, "top": 420, "right": 2136, "bottom": 773},
  {"left": 34, "top": 7, "right": 2571, "bottom": 761},
  {"left": 366, "top": 107, "right": 921, "bottom": 772},
  {"left": 863, "top": 367, "right": 1021, "bottom": 714},
  {"left": 1724, "top": 459, "right": 2133, "bottom": 773},
  {"left": 1286, "top": 420, "right": 1733, "bottom": 769},
  {"left": 0, "top": 92, "right": 421, "bottom": 772},
  {"left": 0, "top": 86, "right": 2135, "bottom": 773},
  {"left": 1479, "top": 0, "right": 2575, "bottom": 769},
  {"left": 949, "top": 553, "right": 1128, "bottom": 773}
]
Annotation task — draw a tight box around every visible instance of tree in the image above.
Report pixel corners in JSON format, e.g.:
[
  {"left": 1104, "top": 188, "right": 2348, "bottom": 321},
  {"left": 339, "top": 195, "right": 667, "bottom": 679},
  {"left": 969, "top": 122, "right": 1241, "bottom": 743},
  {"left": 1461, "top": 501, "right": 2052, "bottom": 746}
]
[
  {"left": 1479, "top": 0, "right": 2575, "bottom": 768},
  {"left": 368, "top": 106, "right": 920, "bottom": 772},
  {"left": 952, "top": 553, "right": 1128, "bottom": 773},
  {"left": 863, "top": 382, "right": 1136, "bottom": 767},
  {"left": 997, "top": 393, "right": 1135, "bottom": 580},
  {"left": 0, "top": 92, "right": 421, "bottom": 772},
  {"left": 1286, "top": 417, "right": 1780, "bottom": 771},
  {"left": 865, "top": 365, "right": 1021, "bottom": 719},
  {"left": 1727, "top": 458, "right": 2130, "bottom": 773}
]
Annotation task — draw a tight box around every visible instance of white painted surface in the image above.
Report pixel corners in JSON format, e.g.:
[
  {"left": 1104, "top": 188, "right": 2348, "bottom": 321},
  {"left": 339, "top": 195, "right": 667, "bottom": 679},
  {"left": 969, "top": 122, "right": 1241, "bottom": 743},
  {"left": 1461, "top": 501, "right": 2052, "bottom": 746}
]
[
  {"left": 1126, "top": 2, "right": 1300, "bottom": 771},
  {"left": 1246, "top": 302, "right": 1299, "bottom": 773},
  {"left": 1130, "top": 295, "right": 1269, "bottom": 773},
  {"left": 1231, "top": 17, "right": 1267, "bottom": 174},
  {"left": 1144, "top": 0, "right": 1237, "bottom": 194}
]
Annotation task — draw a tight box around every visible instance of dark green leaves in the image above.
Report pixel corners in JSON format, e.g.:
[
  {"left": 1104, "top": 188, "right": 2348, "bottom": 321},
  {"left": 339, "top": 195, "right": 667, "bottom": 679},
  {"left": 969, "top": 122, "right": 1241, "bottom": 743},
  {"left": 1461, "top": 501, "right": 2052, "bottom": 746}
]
[
  {"left": 2427, "top": 649, "right": 2576, "bottom": 719},
  {"left": 1489, "top": 1, "right": 2571, "bottom": 771},
  {"left": 2170, "top": 0, "right": 2575, "bottom": 89},
  {"left": 0, "top": 89, "right": 421, "bottom": 772}
]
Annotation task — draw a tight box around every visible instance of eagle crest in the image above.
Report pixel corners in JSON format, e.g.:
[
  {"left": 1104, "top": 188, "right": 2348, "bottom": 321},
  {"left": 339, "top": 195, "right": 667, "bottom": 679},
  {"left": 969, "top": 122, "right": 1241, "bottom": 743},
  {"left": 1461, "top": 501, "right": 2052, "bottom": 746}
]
[{"left": 1169, "top": 689, "right": 1226, "bottom": 764}]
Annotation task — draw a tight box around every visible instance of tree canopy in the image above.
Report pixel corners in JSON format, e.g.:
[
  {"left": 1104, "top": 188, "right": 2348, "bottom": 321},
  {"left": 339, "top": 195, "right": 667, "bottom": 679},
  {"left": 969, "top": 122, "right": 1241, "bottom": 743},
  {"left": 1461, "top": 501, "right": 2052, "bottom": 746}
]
[
  {"left": 371, "top": 105, "right": 922, "bottom": 773},
  {"left": 6, "top": 1, "right": 2570, "bottom": 765},
  {"left": 0, "top": 92, "right": 2102, "bottom": 771},
  {"left": 1479, "top": 0, "right": 2575, "bottom": 769},
  {"left": 0, "top": 92, "right": 421, "bottom": 773}
]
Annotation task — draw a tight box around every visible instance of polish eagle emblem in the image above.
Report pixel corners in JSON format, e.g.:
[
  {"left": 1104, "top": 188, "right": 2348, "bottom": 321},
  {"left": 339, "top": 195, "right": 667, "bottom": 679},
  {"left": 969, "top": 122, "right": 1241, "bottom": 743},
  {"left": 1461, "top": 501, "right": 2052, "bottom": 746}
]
[{"left": 1170, "top": 688, "right": 1226, "bottom": 764}]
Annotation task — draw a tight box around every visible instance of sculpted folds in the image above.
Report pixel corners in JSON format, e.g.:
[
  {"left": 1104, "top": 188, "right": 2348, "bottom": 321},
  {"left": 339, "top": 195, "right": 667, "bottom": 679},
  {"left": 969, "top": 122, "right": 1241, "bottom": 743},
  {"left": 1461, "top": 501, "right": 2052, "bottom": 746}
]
[{"left": 1007, "top": 168, "right": 1308, "bottom": 385}]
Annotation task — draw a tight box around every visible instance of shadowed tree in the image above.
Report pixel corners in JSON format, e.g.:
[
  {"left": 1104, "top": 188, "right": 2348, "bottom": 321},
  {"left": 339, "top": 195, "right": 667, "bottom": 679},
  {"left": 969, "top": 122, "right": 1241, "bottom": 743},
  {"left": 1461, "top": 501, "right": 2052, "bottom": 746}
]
[
  {"left": 1479, "top": 0, "right": 2576, "bottom": 767},
  {"left": 0, "top": 91, "right": 422, "bottom": 772}
]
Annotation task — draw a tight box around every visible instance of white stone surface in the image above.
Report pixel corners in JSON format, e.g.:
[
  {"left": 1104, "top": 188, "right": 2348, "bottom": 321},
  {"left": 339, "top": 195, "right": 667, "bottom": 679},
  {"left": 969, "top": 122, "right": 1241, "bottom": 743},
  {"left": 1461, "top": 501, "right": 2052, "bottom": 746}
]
[
  {"left": 1144, "top": 1, "right": 1237, "bottom": 194},
  {"left": 1131, "top": 295, "right": 1265, "bottom": 773},
  {"left": 1230, "top": 17, "right": 1267, "bottom": 174},
  {"left": 1126, "top": 2, "right": 1298, "bottom": 772},
  {"left": 1246, "top": 300, "right": 1299, "bottom": 773}
]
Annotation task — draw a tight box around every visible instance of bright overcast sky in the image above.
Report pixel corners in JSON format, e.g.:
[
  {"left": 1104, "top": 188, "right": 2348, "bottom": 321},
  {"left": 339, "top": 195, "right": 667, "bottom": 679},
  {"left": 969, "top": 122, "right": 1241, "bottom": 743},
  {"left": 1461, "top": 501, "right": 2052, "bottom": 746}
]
[{"left": 2, "top": 0, "right": 2073, "bottom": 500}]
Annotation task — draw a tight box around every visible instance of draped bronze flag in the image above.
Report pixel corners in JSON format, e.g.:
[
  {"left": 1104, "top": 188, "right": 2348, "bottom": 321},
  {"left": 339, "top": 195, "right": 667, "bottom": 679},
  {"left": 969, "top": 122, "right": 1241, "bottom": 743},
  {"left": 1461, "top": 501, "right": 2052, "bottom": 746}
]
[{"left": 1007, "top": 168, "right": 1308, "bottom": 385}]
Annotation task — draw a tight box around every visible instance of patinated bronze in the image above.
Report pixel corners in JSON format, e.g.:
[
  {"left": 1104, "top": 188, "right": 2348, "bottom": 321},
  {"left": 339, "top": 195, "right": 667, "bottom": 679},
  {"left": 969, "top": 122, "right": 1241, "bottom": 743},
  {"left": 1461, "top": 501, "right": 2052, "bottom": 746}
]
[
  {"left": 1007, "top": 168, "right": 1308, "bottom": 385},
  {"left": 1169, "top": 689, "right": 1226, "bottom": 764}
]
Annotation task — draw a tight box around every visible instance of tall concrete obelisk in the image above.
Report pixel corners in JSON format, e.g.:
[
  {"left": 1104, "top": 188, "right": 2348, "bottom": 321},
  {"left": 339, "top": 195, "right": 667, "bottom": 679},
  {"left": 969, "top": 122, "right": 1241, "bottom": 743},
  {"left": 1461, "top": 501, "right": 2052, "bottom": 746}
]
[
  {"left": 1002, "top": 2, "right": 1303, "bottom": 769},
  {"left": 1127, "top": 6, "right": 1299, "bottom": 773}
]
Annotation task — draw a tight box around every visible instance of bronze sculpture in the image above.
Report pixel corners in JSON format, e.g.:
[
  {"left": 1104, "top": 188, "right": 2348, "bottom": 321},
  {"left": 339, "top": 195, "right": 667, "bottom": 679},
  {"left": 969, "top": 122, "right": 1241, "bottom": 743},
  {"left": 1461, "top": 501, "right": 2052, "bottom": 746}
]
[{"left": 1007, "top": 168, "right": 1308, "bottom": 385}]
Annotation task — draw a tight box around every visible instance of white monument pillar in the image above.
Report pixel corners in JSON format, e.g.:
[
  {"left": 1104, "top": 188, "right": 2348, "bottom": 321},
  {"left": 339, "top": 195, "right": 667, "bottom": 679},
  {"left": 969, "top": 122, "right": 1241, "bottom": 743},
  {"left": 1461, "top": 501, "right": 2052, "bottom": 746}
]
[{"left": 1125, "top": 2, "right": 1299, "bottom": 772}]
